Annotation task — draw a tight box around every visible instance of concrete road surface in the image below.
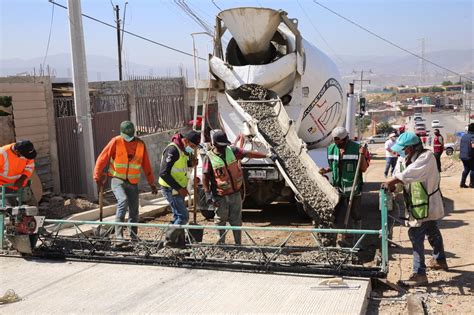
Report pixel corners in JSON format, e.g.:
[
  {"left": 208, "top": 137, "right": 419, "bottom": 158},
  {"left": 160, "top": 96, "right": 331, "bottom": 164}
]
[{"left": 0, "top": 257, "right": 371, "bottom": 314}]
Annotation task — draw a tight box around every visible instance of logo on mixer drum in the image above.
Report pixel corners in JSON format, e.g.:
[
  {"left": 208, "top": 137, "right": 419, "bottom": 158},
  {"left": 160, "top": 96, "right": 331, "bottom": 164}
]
[{"left": 301, "top": 78, "right": 344, "bottom": 145}]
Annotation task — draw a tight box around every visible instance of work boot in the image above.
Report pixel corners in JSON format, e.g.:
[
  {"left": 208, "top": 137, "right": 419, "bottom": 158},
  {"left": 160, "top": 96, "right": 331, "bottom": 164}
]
[
  {"left": 460, "top": 183, "right": 468, "bottom": 188},
  {"left": 427, "top": 258, "right": 449, "bottom": 271},
  {"left": 397, "top": 273, "right": 428, "bottom": 287},
  {"left": 337, "top": 234, "right": 351, "bottom": 248}
]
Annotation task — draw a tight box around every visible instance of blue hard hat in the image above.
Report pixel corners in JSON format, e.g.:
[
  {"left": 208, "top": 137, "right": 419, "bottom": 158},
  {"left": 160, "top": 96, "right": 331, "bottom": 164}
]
[{"left": 390, "top": 131, "right": 420, "bottom": 153}]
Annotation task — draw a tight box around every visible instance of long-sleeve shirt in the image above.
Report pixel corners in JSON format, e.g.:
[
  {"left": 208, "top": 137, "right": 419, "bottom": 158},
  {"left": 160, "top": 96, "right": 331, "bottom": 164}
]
[
  {"left": 0, "top": 144, "right": 35, "bottom": 187},
  {"left": 158, "top": 144, "right": 187, "bottom": 191},
  {"left": 394, "top": 150, "right": 444, "bottom": 225},
  {"left": 93, "top": 137, "right": 155, "bottom": 186}
]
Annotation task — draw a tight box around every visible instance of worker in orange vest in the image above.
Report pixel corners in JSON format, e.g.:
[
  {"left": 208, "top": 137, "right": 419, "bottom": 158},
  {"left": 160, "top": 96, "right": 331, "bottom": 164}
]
[
  {"left": 94, "top": 121, "right": 157, "bottom": 241},
  {"left": 432, "top": 129, "right": 444, "bottom": 172},
  {"left": 0, "top": 140, "right": 37, "bottom": 206}
]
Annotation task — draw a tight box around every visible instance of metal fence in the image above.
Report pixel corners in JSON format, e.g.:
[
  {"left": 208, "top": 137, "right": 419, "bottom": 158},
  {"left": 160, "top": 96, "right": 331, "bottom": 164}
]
[{"left": 136, "top": 95, "right": 186, "bottom": 134}]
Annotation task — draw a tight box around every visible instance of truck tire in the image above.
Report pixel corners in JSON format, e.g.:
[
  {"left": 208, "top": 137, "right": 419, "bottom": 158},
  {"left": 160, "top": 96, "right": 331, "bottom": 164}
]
[
  {"left": 200, "top": 209, "right": 215, "bottom": 220},
  {"left": 369, "top": 140, "right": 375, "bottom": 144},
  {"left": 445, "top": 148, "right": 454, "bottom": 156}
]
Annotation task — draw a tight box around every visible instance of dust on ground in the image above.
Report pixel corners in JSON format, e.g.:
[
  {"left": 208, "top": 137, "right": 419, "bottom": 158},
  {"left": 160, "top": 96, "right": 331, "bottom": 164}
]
[{"left": 366, "top": 144, "right": 474, "bottom": 314}]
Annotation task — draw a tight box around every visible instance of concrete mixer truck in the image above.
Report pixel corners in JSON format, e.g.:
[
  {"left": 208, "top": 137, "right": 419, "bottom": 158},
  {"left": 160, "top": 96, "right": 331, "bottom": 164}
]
[{"left": 195, "top": 7, "right": 354, "bottom": 220}]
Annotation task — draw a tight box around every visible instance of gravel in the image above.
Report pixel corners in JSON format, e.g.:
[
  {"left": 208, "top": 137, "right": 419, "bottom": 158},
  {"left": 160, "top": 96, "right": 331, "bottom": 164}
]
[{"left": 228, "top": 84, "right": 334, "bottom": 228}]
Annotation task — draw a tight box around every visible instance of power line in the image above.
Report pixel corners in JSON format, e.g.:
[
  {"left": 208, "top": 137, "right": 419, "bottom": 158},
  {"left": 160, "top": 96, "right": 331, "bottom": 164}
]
[
  {"left": 211, "top": 0, "right": 222, "bottom": 11},
  {"left": 49, "top": 0, "right": 206, "bottom": 61},
  {"left": 312, "top": 0, "right": 473, "bottom": 81},
  {"left": 42, "top": 2, "right": 55, "bottom": 68},
  {"left": 295, "top": 0, "right": 348, "bottom": 68}
]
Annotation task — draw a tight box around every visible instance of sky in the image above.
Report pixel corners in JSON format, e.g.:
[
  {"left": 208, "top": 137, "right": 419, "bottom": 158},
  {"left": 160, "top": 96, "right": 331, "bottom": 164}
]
[{"left": 1, "top": 0, "right": 473, "bottom": 78}]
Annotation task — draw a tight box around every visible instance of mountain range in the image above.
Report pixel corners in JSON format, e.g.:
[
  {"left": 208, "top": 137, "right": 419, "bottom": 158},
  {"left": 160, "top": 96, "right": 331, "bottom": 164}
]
[{"left": 1, "top": 49, "right": 472, "bottom": 87}]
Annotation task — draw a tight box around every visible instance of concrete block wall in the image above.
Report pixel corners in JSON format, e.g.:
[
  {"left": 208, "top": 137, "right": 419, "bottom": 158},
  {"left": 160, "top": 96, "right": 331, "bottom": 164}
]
[
  {"left": 0, "top": 116, "right": 15, "bottom": 146},
  {"left": 138, "top": 129, "right": 180, "bottom": 190},
  {"left": 0, "top": 77, "right": 60, "bottom": 192}
]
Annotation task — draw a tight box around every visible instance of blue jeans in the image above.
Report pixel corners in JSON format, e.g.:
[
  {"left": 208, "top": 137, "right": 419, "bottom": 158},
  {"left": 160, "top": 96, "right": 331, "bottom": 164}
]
[
  {"left": 161, "top": 187, "right": 189, "bottom": 225},
  {"left": 461, "top": 159, "right": 474, "bottom": 186},
  {"left": 384, "top": 157, "right": 397, "bottom": 177},
  {"left": 408, "top": 220, "right": 446, "bottom": 275},
  {"left": 111, "top": 178, "right": 139, "bottom": 239}
]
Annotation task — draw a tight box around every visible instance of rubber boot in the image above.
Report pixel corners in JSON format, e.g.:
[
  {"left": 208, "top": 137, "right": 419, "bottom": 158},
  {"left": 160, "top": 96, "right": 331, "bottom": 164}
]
[{"left": 130, "top": 225, "right": 138, "bottom": 242}]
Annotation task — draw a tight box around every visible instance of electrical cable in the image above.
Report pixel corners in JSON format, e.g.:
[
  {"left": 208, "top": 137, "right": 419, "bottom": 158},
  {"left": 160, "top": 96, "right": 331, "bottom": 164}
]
[
  {"left": 49, "top": 0, "right": 206, "bottom": 61},
  {"left": 295, "top": 0, "right": 348, "bottom": 68},
  {"left": 42, "top": 3, "right": 55, "bottom": 69},
  {"left": 312, "top": 1, "right": 473, "bottom": 81},
  {"left": 211, "top": 0, "right": 222, "bottom": 11}
]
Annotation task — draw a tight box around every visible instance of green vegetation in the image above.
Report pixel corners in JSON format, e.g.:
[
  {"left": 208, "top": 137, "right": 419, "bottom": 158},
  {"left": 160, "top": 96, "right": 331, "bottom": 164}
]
[
  {"left": 376, "top": 121, "right": 395, "bottom": 134},
  {"left": 356, "top": 116, "right": 371, "bottom": 133},
  {"left": 442, "top": 81, "right": 453, "bottom": 86},
  {"left": 431, "top": 86, "right": 444, "bottom": 92}
]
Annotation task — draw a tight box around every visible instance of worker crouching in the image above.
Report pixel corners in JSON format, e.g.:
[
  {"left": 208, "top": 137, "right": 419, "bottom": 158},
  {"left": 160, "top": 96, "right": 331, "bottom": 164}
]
[
  {"left": 0, "top": 140, "right": 37, "bottom": 206},
  {"left": 385, "top": 132, "right": 447, "bottom": 287},
  {"left": 202, "top": 130, "right": 276, "bottom": 245},
  {"left": 94, "top": 121, "right": 158, "bottom": 242}
]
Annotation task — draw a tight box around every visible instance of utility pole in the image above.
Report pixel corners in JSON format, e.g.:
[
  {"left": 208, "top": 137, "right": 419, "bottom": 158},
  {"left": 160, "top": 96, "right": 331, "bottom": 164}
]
[
  {"left": 115, "top": 5, "right": 123, "bottom": 81},
  {"left": 352, "top": 70, "right": 372, "bottom": 139},
  {"left": 67, "top": 0, "right": 97, "bottom": 199}
]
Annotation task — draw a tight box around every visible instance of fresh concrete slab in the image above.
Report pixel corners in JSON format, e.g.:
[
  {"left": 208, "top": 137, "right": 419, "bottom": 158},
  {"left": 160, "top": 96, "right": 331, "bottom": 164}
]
[{"left": 0, "top": 257, "right": 370, "bottom": 314}]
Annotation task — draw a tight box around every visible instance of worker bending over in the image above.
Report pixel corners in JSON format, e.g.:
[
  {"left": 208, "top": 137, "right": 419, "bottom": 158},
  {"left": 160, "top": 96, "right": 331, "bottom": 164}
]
[
  {"left": 385, "top": 131, "right": 447, "bottom": 287},
  {"left": 202, "top": 130, "right": 276, "bottom": 245},
  {"left": 94, "top": 121, "right": 157, "bottom": 241},
  {"left": 0, "top": 140, "right": 37, "bottom": 206}
]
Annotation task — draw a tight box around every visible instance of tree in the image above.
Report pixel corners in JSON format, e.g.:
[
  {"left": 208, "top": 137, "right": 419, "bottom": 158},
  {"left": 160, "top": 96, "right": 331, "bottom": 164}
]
[
  {"left": 376, "top": 121, "right": 395, "bottom": 135},
  {"left": 442, "top": 81, "right": 453, "bottom": 86},
  {"left": 399, "top": 105, "right": 408, "bottom": 112},
  {"left": 431, "top": 86, "right": 444, "bottom": 92}
]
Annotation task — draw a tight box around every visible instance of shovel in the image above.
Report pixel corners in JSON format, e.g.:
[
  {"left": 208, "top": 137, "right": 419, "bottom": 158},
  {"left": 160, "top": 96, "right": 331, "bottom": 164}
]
[
  {"left": 93, "top": 186, "right": 113, "bottom": 238},
  {"left": 188, "top": 148, "right": 203, "bottom": 243}
]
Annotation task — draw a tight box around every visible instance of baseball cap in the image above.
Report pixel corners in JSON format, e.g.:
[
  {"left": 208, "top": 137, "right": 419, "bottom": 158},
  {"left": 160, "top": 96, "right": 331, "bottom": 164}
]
[
  {"left": 120, "top": 121, "right": 135, "bottom": 137},
  {"left": 183, "top": 130, "right": 201, "bottom": 145},
  {"left": 211, "top": 130, "right": 231, "bottom": 146},
  {"left": 390, "top": 131, "right": 420, "bottom": 153},
  {"left": 14, "top": 140, "right": 37, "bottom": 159},
  {"left": 331, "top": 126, "right": 348, "bottom": 139}
]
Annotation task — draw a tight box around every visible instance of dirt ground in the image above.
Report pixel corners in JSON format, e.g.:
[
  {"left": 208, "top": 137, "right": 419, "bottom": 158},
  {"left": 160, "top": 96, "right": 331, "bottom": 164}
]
[{"left": 366, "top": 145, "right": 474, "bottom": 314}]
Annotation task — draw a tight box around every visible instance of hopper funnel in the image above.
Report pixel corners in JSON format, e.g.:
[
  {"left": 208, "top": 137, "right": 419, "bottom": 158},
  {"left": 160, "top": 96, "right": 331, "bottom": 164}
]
[{"left": 219, "top": 8, "right": 281, "bottom": 64}]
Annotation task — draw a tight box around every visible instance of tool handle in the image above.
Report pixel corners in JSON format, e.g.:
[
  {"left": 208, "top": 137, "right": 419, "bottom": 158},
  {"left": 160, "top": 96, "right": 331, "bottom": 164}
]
[
  {"left": 193, "top": 148, "right": 198, "bottom": 224},
  {"left": 99, "top": 186, "right": 104, "bottom": 223},
  {"left": 343, "top": 149, "right": 364, "bottom": 228}
]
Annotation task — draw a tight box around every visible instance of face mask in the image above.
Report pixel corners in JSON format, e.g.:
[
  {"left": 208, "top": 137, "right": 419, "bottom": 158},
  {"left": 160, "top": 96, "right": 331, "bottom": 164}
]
[
  {"left": 185, "top": 146, "right": 194, "bottom": 154},
  {"left": 121, "top": 132, "right": 134, "bottom": 142}
]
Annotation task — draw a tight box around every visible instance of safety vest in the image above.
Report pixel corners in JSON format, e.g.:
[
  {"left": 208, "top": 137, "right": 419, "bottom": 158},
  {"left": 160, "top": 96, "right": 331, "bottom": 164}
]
[
  {"left": 433, "top": 135, "right": 444, "bottom": 153},
  {"left": 0, "top": 144, "right": 35, "bottom": 190},
  {"left": 158, "top": 143, "right": 188, "bottom": 188},
  {"left": 327, "top": 141, "right": 361, "bottom": 197},
  {"left": 207, "top": 147, "right": 243, "bottom": 196},
  {"left": 400, "top": 160, "right": 439, "bottom": 220},
  {"left": 108, "top": 136, "right": 144, "bottom": 185}
]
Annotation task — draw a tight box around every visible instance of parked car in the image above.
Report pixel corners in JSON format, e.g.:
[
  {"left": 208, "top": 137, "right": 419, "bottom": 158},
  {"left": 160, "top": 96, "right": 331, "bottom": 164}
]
[
  {"left": 431, "top": 120, "right": 442, "bottom": 128},
  {"left": 414, "top": 116, "right": 424, "bottom": 122},
  {"left": 415, "top": 127, "right": 427, "bottom": 136},
  {"left": 415, "top": 122, "right": 426, "bottom": 128},
  {"left": 445, "top": 141, "right": 459, "bottom": 156},
  {"left": 367, "top": 134, "right": 387, "bottom": 144}
]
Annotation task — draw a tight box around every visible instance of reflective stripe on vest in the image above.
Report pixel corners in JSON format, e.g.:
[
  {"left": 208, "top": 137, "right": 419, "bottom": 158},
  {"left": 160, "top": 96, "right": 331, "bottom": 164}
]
[
  {"left": 0, "top": 144, "right": 34, "bottom": 190},
  {"left": 327, "top": 141, "right": 361, "bottom": 197},
  {"left": 400, "top": 160, "right": 436, "bottom": 220},
  {"left": 158, "top": 143, "right": 188, "bottom": 188},
  {"left": 207, "top": 147, "right": 243, "bottom": 196},
  {"left": 108, "top": 136, "right": 144, "bottom": 184}
]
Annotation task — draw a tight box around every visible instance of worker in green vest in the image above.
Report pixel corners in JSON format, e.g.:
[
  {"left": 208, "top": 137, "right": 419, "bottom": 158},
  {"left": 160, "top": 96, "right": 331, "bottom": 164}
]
[
  {"left": 384, "top": 131, "right": 447, "bottom": 287},
  {"left": 319, "top": 127, "right": 369, "bottom": 231}
]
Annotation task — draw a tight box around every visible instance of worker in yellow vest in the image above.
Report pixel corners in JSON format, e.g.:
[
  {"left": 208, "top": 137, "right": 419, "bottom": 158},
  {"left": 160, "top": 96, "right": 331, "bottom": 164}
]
[
  {"left": 94, "top": 121, "right": 157, "bottom": 241},
  {"left": 158, "top": 130, "right": 201, "bottom": 225}
]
